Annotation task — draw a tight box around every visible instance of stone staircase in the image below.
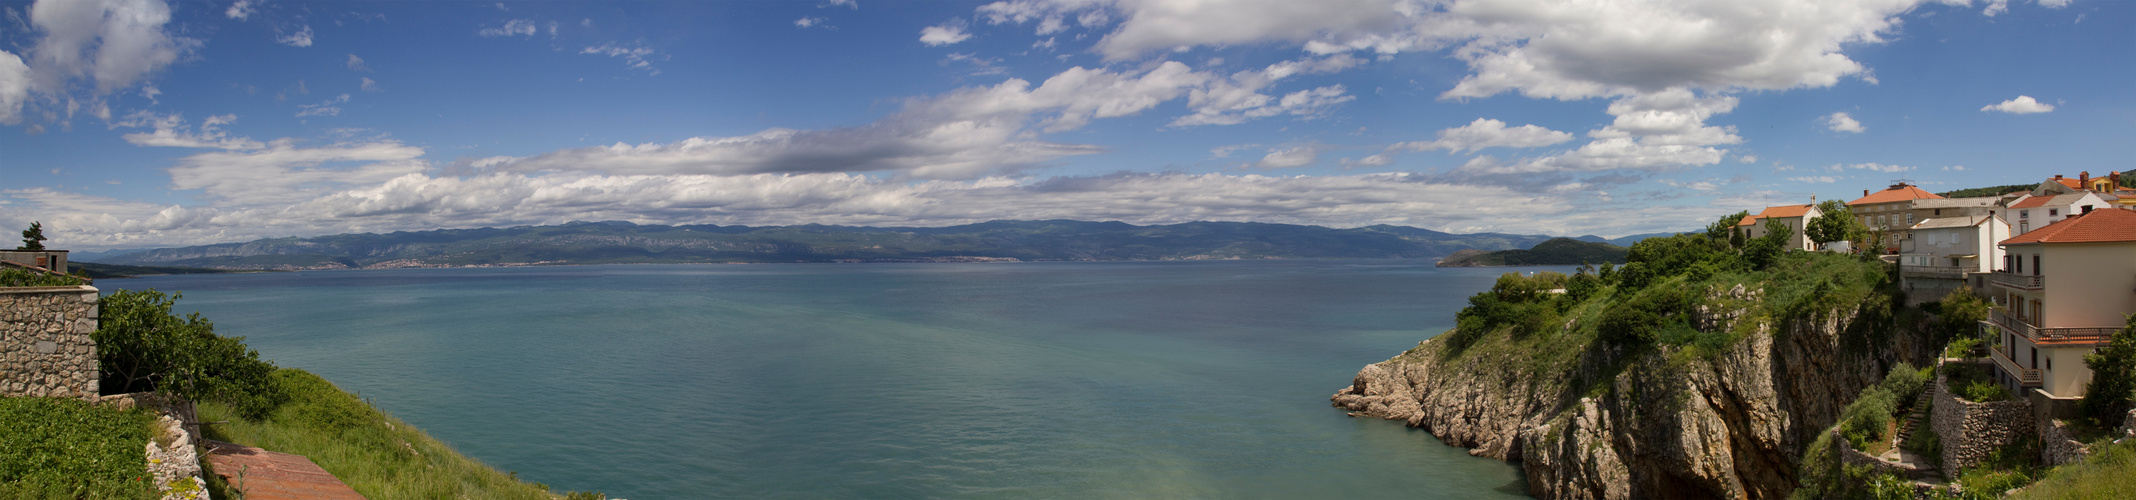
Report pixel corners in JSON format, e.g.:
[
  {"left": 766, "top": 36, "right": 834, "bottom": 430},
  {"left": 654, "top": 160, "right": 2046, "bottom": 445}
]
[{"left": 1893, "top": 387, "right": 1934, "bottom": 446}]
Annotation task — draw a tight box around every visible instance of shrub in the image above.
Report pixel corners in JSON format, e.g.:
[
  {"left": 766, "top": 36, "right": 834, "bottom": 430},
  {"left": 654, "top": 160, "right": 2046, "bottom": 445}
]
[
  {"left": 1945, "top": 337, "right": 1982, "bottom": 359},
  {"left": 1840, "top": 386, "right": 1898, "bottom": 450},
  {"left": 0, "top": 267, "right": 84, "bottom": 287},
  {"left": 0, "top": 396, "right": 157, "bottom": 499},
  {"left": 96, "top": 289, "right": 285, "bottom": 419},
  {"left": 1879, "top": 362, "right": 1929, "bottom": 399}
]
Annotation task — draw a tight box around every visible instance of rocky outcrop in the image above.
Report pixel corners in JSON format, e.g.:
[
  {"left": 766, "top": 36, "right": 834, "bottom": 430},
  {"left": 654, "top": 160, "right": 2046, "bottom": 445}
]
[{"left": 1333, "top": 285, "right": 1933, "bottom": 499}]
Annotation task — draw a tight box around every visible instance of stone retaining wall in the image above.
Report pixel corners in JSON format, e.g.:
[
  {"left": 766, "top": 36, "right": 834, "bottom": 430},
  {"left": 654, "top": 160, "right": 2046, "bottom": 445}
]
[
  {"left": 0, "top": 285, "right": 99, "bottom": 400},
  {"left": 1833, "top": 429, "right": 1936, "bottom": 480},
  {"left": 1930, "top": 370, "right": 2035, "bottom": 474},
  {"left": 2038, "top": 419, "right": 2091, "bottom": 467}
]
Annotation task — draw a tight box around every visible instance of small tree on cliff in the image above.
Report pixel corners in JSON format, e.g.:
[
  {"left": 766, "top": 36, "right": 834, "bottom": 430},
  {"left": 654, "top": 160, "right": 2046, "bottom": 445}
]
[
  {"left": 18, "top": 221, "right": 45, "bottom": 251},
  {"left": 1805, "top": 200, "right": 1866, "bottom": 252},
  {"left": 1741, "top": 218, "right": 1793, "bottom": 270},
  {"left": 2081, "top": 314, "right": 2136, "bottom": 425},
  {"left": 1706, "top": 210, "right": 1749, "bottom": 248}
]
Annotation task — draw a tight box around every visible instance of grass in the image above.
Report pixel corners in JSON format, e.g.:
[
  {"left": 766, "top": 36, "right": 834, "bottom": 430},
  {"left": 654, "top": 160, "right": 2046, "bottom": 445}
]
[
  {"left": 1942, "top": 363, "right": 2012, "bottom": 402},
  {"left": 2013, "top": 437, "right": 2136, "bottom": 500},
  {"left": 197, "top": 369, "right": 596, "bottom": 500},
  {"left": 0, "top": 396, "right": 158, "bottom": 499}
]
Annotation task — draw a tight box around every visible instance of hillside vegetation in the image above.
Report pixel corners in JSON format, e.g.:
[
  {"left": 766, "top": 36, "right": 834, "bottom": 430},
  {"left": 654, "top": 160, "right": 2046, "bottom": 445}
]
[
  {"left": 99, "top": 220, "right": 1583, "bottom": 269},
  {"left": 1435, "top": 237, "right": 1630, "bottom": 267}
]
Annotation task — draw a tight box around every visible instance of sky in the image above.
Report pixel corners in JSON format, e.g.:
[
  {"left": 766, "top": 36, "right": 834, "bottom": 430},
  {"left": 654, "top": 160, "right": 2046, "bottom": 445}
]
[{"left": 0, "top": 0, "right": 2129, "bottom": 251}]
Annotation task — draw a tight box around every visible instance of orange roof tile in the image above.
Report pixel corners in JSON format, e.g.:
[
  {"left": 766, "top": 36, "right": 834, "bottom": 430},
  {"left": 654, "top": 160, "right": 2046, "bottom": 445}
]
[
  {"left": 1848, "top": 185, "right": 1944, "bottom": 205},
  {"left": 2001, "top": 208, "right": 2136, "bottom": 245},
  {"left": 2056, "top": 178, "right": 2082, "bottom": 189},
  {"left": 1736, "top": 204, "right": 1814, "bottom": 226}
]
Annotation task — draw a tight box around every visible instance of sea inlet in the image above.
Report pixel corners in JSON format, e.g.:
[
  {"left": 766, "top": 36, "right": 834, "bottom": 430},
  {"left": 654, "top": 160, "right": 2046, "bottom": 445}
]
[{"left": 111, "top": 260, "right": 1550, "bottom": 498}]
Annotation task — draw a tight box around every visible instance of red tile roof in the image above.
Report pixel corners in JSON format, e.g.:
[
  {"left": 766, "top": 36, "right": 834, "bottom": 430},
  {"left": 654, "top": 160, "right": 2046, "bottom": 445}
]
[
  {"left": 1848, "top": 185, "right": 1944, "bottom": 205},
  {"left": 2010, "top": 193, "right": 2094, "bottom": 209},
  {"left": 2056, "top": 178, "right": 2083, "bottom": 189},
  {"left": 1737, "top": 204, "right": 1815, "bottom": 226},
  {"left": 2001, "top": 208, "right": 2136, "bottom": 245}
]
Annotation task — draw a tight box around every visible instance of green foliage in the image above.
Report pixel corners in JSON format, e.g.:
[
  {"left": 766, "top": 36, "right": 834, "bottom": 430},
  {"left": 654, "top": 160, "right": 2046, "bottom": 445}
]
[
  {"left": 2012, "top": 436, "right": 2136, "bottom": 500},
  {"left": 198, "top": 369, "right": 584, "bottom": 500},
  {"left": 1945, "top": 337, "right": 1983, "bottom": 359},
  {"left": 1839, "top": 386, "right": 1899, "bottom": 450},
  {"left": 1806, "top": 200, "right": 1869, "bottom": 251},
  {"left": 1438, "top": 237, "right": 1630, "bottom": 267},
  {"left": 95, "top": 289, "right": 285, "bottom": 419},
  {"left": 1450, "top": 272, "right": 1571, "bottom": 349},
  {"left": 1938, "top": 288, "right": 1990, "bottom": 345},
  {"left": 1597, "top": 283, "right": 1693, "bottom": 346},
  {"left": 1937, "top": 184, "right": 2035, "bottom": 199},
  {"left": 16, "top": 221, "right": 44, "bottom": 251},
  {"left": 1903, "top": 423, "right": 1941, "bottom": 460},
  {"left": 1706, "top": 210, "right": 1750, "bottom": 245},
  {"left": 2080, "top": 314, "right": 2136, "bottom": 425},
  {"left": 0, "top": 267, "right": 84, "bottom": 287},
  {"left": 1942, "top": 363, "right": 2011, "bottom": 402},
  {"left": 1880, "top": 362, "right": 1930, "bottom": 400},
  {"left": 1743, "top": 217, "right": 1795, "bottom": 270},
  {"left": 0, "top": 396, "right": 157, "bottom": 499}
]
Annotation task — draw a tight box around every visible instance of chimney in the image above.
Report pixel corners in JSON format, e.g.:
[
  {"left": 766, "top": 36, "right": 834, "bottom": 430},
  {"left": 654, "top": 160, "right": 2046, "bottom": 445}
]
[
  {"left": 2055, "top": 174, "right": 2064, "bottom": 180},
  {"left": 1864, "top": 189, "right": 1871, "bottom": 197},
  {"left": 2081, "top": 171, "right": 2091, "bottom": 186}
]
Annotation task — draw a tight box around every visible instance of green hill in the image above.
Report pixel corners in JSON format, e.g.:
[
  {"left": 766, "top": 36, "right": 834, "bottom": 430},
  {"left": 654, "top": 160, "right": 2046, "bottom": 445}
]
[{"left": 1434, "top": 237, "right": 1629, "bottom": 267}]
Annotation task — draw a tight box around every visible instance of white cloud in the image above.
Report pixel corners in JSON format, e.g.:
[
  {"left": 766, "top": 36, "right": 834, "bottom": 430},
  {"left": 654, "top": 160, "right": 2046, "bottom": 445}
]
[
  {"left": 1942, "top": 165, "right": 1967, "bottom": 171},
  {"left": 921, "top": 20, "right": 975, "bottom": 46},
  {"left": 1823, "top": 112, "right": 1865, "bottom": 133},
  {"left": 582, "top": 42, "right": 660, "bottom": 74},
  {"left": 1660, "top": 179, "right": 1719, "bottom": 191},
  {"left": 795, "top": 17, "right": 828, "bottom": 28},
  {"left": 1389, "top": 118, "right": 1573, "bottom": 154},
  {"left": 277, "top": 25, "right": 314, "bottom": 47},
  {"left": 823, "top": 0, "right": 858, "bottom": 8},
  {"left": 27, "top": 0, "right": 191, "bottom": 96},
  {"left": 1789, "top": 176, "right": 1838, "bottom": 183},
  {"left": 1830, "top": 162, "right": 1912, "bottom": 173},
  {"left": 479, "top": 19, "right": 538, "bottom": 37},
  {"left": 1170, "top": 55, "right": 1362, "bottom": 127},
  {"left": 1256, "top": 145, "right": 1318, "bottom": 168},
  {"left": 296, "top": 93, "right": 349, "bottom": 117},
  {"left": 0, "top": 52, "right": 28, "bottom": 124},
  {"left": 225, "top": 0, "right": 254, "bottom": 20},
  {"left": 360, "top": 77, "right": 380, "bottom": 92},
  {"left": 1981, "top": 95, "right": 2054, "bottom": 114},
  {"left": 115, "top": 112, "right": 264, "bottom": 150},
  {"left": 1737, "top": 154, "right": 1758, "bottom": 164},
  {"left": 346, "top": 54, "right": 369, "bottom": 71}
]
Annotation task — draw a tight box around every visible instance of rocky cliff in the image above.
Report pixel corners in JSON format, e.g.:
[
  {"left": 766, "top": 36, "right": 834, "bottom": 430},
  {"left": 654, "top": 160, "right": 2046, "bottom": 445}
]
[{"left": 1333, "top": 284, "right": 1938, "bottom": 499}]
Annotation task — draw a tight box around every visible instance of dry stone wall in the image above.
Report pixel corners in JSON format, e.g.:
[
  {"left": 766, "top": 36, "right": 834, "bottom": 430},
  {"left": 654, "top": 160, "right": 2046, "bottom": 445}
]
[
  {"left": 0, "top": 285, "right": 99, "bottom": 400},
  {"left": 1930, "top": 371, "right": 2034, "bottom": 474},
  {"left": 2038, "top": 419, "right": 2091, "bottom": 467}
]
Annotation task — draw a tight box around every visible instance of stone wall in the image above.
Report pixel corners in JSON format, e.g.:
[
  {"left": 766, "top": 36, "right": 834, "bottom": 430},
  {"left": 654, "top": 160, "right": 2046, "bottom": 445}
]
[
  {"left": 0, "top": 285, "right": 99, "bottom": 400},
  {"left": 1833, "top": 429, "right": 1937, "bottom": 480},
  {"left": 1930, "top": 370, "right": 2035, "bottom": 474},
  {"left": 2038, "top": 419, "right": 2091, "bottom": 467}
]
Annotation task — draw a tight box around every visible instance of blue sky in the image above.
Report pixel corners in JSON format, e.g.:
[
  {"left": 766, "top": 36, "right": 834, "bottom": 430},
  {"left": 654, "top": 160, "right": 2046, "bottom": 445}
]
[{"left": 0, "top": 0, "right": 2128, "bottom": 251}]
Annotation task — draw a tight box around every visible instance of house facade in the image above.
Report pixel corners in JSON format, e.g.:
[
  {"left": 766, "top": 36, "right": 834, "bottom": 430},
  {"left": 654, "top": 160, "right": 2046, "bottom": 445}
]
[
  {"left": 1735, "top": 204, "right": 1822, "bottom": 251},
  {"left": 0, "top": 250, "right": 69, "bottom": 274},
  {"left": 1900, "top": 215, "right": 2009, "bottom": 304},
  {"left": 1848, "top": 182, "right": 1945, "bottom": 252},
  {"left": 1983, "top": 209, "right": 2136, "bottom": 398},
  {"left": 2009, "top": 192, "right": 2113, "bottom": 235}
]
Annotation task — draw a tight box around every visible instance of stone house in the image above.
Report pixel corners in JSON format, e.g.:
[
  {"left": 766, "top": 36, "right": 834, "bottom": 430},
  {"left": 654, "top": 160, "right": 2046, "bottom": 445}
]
[
  {"left": 0, "top": 250, "right": 69, "bottom": 274},
  {"left": 1848, "top": 182, "right": 1945, "bottom": 252}
]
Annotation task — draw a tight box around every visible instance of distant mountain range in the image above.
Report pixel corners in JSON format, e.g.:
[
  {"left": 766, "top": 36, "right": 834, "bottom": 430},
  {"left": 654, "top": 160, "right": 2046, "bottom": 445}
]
[
  {"left": 88, "top": 220, "right": 1682, "bottom": 270},
  {"left": 1434, "top": 238, "right": 1631, "bottom": 267}
]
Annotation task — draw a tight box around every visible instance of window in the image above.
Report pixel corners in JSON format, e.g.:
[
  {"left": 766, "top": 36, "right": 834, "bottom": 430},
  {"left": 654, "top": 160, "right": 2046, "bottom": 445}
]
[
  {"left": 2050, "top": 208, "right": 2059, "bottom": 217},
  {"left": 2022, "top": 210, "right": 2030, "bottom": 219},
  {"left": 2034, "top": 255, "right": 2041, "bottom": 276},
  {"left": 2047, "top": 357, "right": 2053, "bottom": 371}
]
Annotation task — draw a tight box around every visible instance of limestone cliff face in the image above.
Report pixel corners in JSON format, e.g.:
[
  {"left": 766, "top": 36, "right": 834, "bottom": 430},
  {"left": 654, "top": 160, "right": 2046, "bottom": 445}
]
[{"left": 1333, "top": 286, "right": 1934, "bottom": 499}]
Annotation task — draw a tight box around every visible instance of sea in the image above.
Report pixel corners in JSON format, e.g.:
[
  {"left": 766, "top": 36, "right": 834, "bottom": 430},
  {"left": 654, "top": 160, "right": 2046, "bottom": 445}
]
[{"left": 107, "top": 260, "right": 1559, "bottom": 499}]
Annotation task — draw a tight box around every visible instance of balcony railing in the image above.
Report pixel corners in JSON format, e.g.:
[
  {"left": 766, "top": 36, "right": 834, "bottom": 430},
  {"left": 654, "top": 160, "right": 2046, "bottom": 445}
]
[
  {"left": 1987, "top": 310, "right": 2116, "bottom": 345},
  {"left": 1901, "top": 265, "right": 1969, "bottom": 279},
  {"left": 1988, "top": 271, "right": 2044, "bottom": 290},
  {"left": 1990, "top": 344, "right": 2042, "bottom": 387}
]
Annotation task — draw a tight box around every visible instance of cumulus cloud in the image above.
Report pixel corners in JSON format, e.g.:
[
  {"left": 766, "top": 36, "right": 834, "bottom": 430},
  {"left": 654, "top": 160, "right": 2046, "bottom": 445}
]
[
  {"left": 1255, "top": 145, "right": 1318, "bottom": 168},
  {"left": 1824, "top": 112, "right": 1865, "bottom": 133},
  {"left": 0, "top": 52, "right": 28, "bottom": 124},
  {"left": 1170, "top": 55, "right": 1362, "bottom": 127},
  {"left": 277, "top": 25, "right": 314, "bottom": 47},
  {"left": 225, "top": 0, "right": 255, "bottom": 20},
  {"left": 582, "top": 42, "right": 660, "bottom": 74},
  {"left": 26, "top": 0, "right": 191, "bottom": 96},
  {"left": 921, "top": 19, "right": 974, "bottom": 46},
  {"left": 1981, "top": 95, "right": 2054, "bottom": 114},
  {"left": 1389, "top": 118, "right": 1573, "bottom": 154},
  {"left": 479, "top": 19, "right": 538, "bottom": 37}
]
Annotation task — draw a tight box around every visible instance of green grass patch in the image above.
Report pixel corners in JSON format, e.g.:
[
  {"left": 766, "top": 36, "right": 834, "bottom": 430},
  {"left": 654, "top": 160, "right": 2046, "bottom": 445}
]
[
  {"left": 1942, "top": 363, "right": 2012, "bottom": 402},
  {"left": 0, "top": 396, "right": 157, "bottom": 499},
  {"left": 2013, "top": 437, "right": 2136, "bottom": 500},
  {"left": 198, "top": 369, "right": 598, "bottom": 500}
]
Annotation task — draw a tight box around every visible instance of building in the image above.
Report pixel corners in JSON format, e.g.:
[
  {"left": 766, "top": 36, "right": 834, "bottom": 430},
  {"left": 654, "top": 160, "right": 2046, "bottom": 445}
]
[
  {"left": 1899, "top": 215, "right": 2008, "bottom": 305},
  {"left": 0, "top": 250, "right": 69, "bottom": 274},
  {"left": 1848, "top": 182, "right": 1945, "bottom": 252},
  {"left": 1735, "top": 204, "right": 1822, "bottom": 251},
  {"left": 2009, "top": 191, "right": 2113, "bottom": 235},
  {"left": 1982, "top": 208, "right": 2136, "bottom": 398}
]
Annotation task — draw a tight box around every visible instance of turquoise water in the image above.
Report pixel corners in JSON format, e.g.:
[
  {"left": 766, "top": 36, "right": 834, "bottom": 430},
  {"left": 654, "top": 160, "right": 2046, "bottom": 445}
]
[{"left": 112, "top": 260, "right": 1547, "bottom": 498}]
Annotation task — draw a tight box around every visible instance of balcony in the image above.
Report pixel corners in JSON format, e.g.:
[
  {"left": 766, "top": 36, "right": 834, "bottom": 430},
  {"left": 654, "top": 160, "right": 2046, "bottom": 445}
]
[
  {"left": 1990, "top": 343, "right": 2042, "bottom": 387},
  {"left": 1901, "top": 265, "right": 1969, "bottom": 280},
  {"left": 1987, "top": 310, "right": 2116, "bottom": 345},
  {"left": 1988, "top": 271, "right": 2044, "bottom": 291}
]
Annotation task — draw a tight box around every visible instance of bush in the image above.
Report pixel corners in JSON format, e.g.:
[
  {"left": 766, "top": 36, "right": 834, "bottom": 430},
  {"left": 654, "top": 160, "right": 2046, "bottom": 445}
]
[
  {"left": 1943, "top": 363, "right": 2012, "bottom": 402},
  {"left": 1840, "top": 386, "right": 1899, "bottom": 450},
  {"left": 0, "top": 396, "right": 157, "bottom": 499},
  {"left": 2081, "top": 314, "right": 2136, "bottom": 426},
  {"left": 1945, "top": 337, "right": 1982, "bottom": 359},
  {"left": 1880, "top": 362, "right": 1929, "bottom": 399},
  {"left": 0, "top": 267, "right": 84, "bottom": 287},
  {"left": 96, "top": 289, "right": 285, "bottom": 419}
]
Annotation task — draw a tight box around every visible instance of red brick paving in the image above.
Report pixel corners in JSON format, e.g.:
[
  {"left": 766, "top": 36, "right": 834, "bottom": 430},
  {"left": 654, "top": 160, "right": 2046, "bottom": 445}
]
[{"left": 203, "top": 440, "right": 367, "bottom": 500}]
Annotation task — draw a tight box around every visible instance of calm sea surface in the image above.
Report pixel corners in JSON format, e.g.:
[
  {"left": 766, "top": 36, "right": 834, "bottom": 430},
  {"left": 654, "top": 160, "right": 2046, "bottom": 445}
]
[{"left": 111, "top": 260, "right": 1558, "bottom": 498}]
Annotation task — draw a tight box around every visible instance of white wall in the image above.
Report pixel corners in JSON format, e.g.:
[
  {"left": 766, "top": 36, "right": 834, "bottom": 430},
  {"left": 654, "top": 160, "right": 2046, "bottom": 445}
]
[{"left": 2040, "top": 242, "right": 2136, "bottom": 329}]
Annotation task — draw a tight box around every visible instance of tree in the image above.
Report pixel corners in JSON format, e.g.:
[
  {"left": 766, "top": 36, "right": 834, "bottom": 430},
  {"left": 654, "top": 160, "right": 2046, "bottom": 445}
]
[
  {"left": 2080, "top": 314, "right": 2136, "bottom": 425},
  {"left": 1805, "top": 200, "right": 1866, "bottom": 252},
  {"left": 1742, "top": 217, "right": 1793, "bottom": 270},
  {"left": 96, "top": 289, "right": 284, "bottom": 419},
  {"left": 1706, "top": 210, "right": 1750, "bottom": 248},
  {"left": 17, "top": 221, "right": 45, "bottom": 251}
]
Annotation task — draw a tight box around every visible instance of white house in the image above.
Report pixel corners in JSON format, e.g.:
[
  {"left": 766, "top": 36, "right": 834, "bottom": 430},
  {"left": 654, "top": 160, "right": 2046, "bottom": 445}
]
[
  {"left": 2010, "top": 192, "right": 2114, "bottom": 235},
  {"left": 1984, "top": 208, "right": 2136, "bottom": 398},
  {"left": 1736, "top": 204, "right": 1822, "bottom": 251},
  {"left": 1900, "top": 215, "right": 2008, "bottom": 304}
]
